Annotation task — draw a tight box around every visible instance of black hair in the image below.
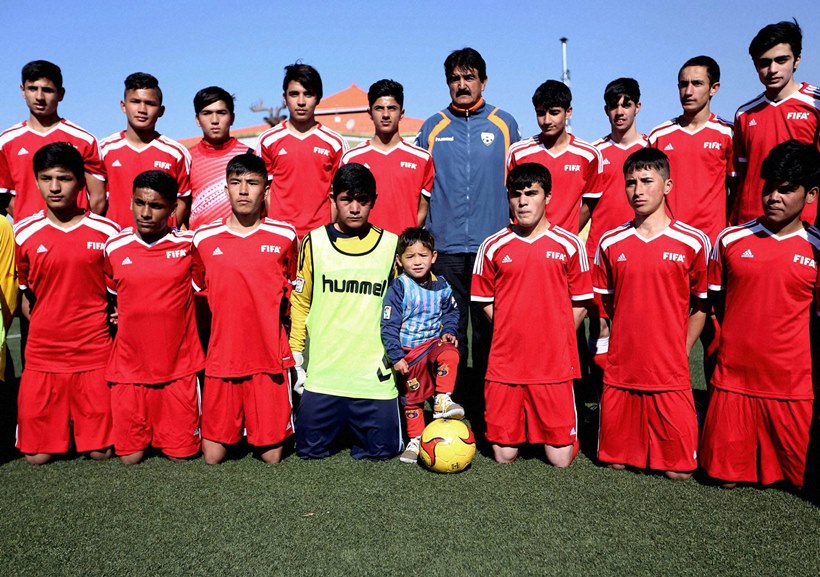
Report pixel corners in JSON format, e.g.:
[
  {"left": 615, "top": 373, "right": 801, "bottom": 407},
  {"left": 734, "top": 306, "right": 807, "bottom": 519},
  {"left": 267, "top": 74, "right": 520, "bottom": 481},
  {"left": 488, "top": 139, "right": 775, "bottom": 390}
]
[
  {"left": 226, "top": 152, "right": 267, "bottom": 180},
  {"left": 283, "top": 63, "right": 323, "bottom": 102},
  {"left": 506, "top": 162, "right": 552, "bottom": 195},
  {"left": 679, "top": 55, "right": 721, "bottom": 85},
  {"left": 124, "top": 72, "right": 162, "bottom": 103},
  {"left": 397, "top": 227, "right": 435, "bottom": 255},
  {"left": 760, "top": 139, "right": 820, "bottom": 191},
  {"left": 368, "top": 79, "right": 404, "bottom": 108},
  {"left": 194, "top": 86, "right": 235, "bottom": 115},
  {"left": 532, "top": 80, "right": 572, "bottom": 111},
  {"left": 444, "top": 48, "right": 487, "bottom": 82},
  {"left": 133, "top": 170, "right": 179, "bottom": 204},
  {"left": 21, "top": 60, "right": 63, "bottom": 91},
  {"left": 604, "top": 78, "right": 641, "bottom": 109},
  {"left": 32, "top": 142, "right": 84, "bottom": 182},
  {"left": 623, "top": 147, "right": 671, "bottom": 180},
  {"left": 332, "top": 163, "right": 377, "bottom": 202},
  {"left": 749, "top": 19, "right": 802, "bottom": 60}
]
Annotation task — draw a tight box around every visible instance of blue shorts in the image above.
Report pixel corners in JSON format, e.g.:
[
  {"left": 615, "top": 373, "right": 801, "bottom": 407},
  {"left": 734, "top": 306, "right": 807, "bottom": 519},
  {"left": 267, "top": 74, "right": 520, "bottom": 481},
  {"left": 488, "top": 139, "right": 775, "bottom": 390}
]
[{"left": 295, "top": 391, "right": 402, "bottom": 460}]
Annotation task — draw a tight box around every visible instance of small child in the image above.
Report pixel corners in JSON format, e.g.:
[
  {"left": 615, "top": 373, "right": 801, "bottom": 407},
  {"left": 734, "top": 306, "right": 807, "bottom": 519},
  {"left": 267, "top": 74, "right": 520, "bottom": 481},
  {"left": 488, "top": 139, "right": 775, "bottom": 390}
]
[{"left": 381, "top": 228, "right": 462, "bottom": 464}]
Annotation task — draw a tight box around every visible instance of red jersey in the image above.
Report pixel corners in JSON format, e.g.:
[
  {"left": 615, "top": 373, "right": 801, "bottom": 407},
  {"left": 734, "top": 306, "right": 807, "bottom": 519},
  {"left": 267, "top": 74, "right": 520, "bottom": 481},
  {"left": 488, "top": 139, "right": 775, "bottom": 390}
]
[
  {"left": 104, "top": 229, "right": 205, "bottom": 384},
  {"left": 587, "top": 135, "right": 649, "bottom": 256},
  {"left": 594, "top": 220, "right": 709, "bottom": 391},
  {"left": 256, "top": 121, "right": 347, "bottom": 238},
  {"left": 709, "top": 220, "right": 820, "bottom": 400},
  {"left": 0, "top": 119, "right": 105, "bottom": 219},
  {"left": 192, "top": 218, "right": 298, "bottom": 377},
  {"left": 189, "top": 137, "right": 252, "bottom": 230},
  {"left": 507, "top": 134, "right": 603, "bottom": 233},
  {"left": 733, "top": 83, "right": 820, "bottom": 225},
  {"left": 99, "top": 132, "right": 192, "bottom": 229},
  {"left": 14, "top": 212, "right": 119, "bottom": 372},
  {"left": 648, "top": 114, "right": 735, "bottom": 243},
  {"left": 341, "top": 140, "right": 434, "bottom": 235},
  {"left": 472, "top": 225, "right": 593, "bottom": 384}
]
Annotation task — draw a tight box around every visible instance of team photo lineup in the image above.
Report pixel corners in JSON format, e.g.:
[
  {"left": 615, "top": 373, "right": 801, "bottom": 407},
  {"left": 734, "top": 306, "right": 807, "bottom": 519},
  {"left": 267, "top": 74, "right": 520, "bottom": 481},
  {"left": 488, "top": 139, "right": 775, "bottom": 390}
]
[{"left": 1, "top": 17, "right": 819, "bottom": 492}]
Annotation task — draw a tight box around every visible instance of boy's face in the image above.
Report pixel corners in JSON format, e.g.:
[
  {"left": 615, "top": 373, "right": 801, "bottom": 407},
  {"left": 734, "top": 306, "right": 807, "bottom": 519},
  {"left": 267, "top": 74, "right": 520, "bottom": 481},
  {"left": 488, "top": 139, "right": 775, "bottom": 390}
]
[
  {"left": 761, "top": 180, "right": 817, "bottom": 228},
  {"left": 625, "top": 167, "right": 671, "bottom": 217},
  {"left": 397, "top": 241, "right": 437, "bottom": 282},
  {"left": 36, "top": 166, "right": 82, "bottom": 212},
  {"left": 509, "top": 181, "right": 549, "bottom": 228},
  {"left": 754, "top": 43, "right": 800, "bottom": 95},
  {"left": 447, "top": 66, "right": 485, "bottom": 110},
  {"left": 131, "top": 187, "right": 174, "bottom": 240},
  {"left": 121, "top": 88, "right": 164, "bottom": 132},
  {"left": 196, "top": 100, "right": 233, "bottom": 144},
  {"left": 334, "top": 190, "right": 373, "bottom": 233},
  {"left": 606, "top": 96, "right": 640, "bottom": 133},
  {"left": 678, "top": 66, "right": 717, "bottom": 116},
  {"left": 21, "top": 78, "right": 64, "bottom": 118},
  {"left": 369, "top": 96, "right": 403, "bottom": 139},
  {"left": 536, "top": 105, "right": 571, "bottom": 139},
  {"left": 225, "top": 171, "right": 268, "bottom": 218},
  {"left": 284, "top": 81, "right": 318, "bottom": 124}
]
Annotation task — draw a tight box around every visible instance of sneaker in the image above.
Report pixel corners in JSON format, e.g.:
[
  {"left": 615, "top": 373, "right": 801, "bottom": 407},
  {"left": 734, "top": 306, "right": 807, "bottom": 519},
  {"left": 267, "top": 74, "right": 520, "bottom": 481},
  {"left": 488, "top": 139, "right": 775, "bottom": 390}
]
[
  {"left": 400, "top": 437, "right": 420, "bottom": 464},
  {"left": 433, "top": 393, "right": 465, "bottom": 420}
]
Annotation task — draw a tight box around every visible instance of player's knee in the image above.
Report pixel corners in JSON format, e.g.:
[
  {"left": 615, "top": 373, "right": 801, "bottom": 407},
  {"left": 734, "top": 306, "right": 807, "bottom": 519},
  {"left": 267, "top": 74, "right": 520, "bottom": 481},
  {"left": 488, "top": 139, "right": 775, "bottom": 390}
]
[
  {"left": 492, "top": 445, "right": 518, "bottom": 463},
  {"left": 664, "top": 470, "right": 692, "bottom": 481},
  {"left": 24, "top": 453, "right": 52, "bottom": 465},
  {"left": 119, "top": 452, "right": 144, "bottom": 466},
  {"left": 607, "top": 463, "right": 626, "bottom": 470},
  {"left": 545, "top": 444, "right": 574, "bottom": 468},
  {"left": 88, "top": 448, "right": 112, "bottom": 461}
]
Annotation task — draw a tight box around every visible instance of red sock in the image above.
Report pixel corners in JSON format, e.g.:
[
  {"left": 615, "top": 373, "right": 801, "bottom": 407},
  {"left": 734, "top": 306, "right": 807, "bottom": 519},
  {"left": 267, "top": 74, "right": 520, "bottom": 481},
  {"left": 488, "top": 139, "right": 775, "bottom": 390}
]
[{"left": 404, "top": 404, "right": 425, "bottom": 438}]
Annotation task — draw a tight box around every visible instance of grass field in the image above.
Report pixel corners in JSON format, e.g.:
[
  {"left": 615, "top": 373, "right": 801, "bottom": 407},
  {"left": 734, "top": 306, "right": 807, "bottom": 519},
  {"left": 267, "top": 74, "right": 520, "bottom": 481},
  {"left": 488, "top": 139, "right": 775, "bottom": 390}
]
[{"left": 0, "top": 325, "right": 818, "bottom": 576}]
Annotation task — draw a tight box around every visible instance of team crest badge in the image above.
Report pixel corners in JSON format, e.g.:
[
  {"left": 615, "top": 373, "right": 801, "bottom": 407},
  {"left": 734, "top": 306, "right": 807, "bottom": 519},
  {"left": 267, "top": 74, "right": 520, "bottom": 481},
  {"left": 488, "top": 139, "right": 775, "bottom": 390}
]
[
  {"left": 293, "top": 276, "right": 305, "bottom": 293},
  {"left": 405, "top": 408, "right": 421, "bottom": 420},
  {"left": 437, "top": 364, "right": 450, "bottom": 377},
  {"left": 407, "top": 378, "right": 420, "bottom": 391},
  {"left": 383, "top": 306, "right": 392, "bottom": 320},
  {"left": 481, "top": 132, "right": 495, "bottom": 146}
]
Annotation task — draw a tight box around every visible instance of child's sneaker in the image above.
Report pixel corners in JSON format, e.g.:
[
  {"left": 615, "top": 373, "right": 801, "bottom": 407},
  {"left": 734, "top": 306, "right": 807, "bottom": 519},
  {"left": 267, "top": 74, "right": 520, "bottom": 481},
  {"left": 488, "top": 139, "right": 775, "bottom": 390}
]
[
  {"left": 433, "top": 393, "right": 464, "bottom": 419},
  {"left": 400, "top": 437, "right": 421, "bottom": 464}
]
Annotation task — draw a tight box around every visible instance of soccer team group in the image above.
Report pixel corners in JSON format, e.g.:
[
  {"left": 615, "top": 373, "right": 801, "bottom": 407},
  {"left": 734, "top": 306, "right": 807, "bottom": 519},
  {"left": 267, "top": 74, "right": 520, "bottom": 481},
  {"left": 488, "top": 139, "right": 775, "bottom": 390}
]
[{"left": 0, "top": 18, "right": 818, "bottom": 490}]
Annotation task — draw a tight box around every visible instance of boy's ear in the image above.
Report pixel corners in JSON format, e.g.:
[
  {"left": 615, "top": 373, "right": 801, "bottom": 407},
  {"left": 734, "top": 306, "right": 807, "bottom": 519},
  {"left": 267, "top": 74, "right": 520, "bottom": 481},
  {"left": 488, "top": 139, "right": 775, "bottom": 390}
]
[
  {"left": 431, "top": 249, "right": 438, "bottom": 265},
  {"left": 805, "top": 185, "right": 819, "bottom": 205}
]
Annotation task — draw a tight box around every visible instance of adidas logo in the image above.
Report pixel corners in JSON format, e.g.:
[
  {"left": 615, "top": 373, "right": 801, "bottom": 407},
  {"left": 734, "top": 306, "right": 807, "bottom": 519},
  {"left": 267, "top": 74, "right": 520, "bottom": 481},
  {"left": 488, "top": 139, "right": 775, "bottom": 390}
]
[
  {"left": 741, "top": 249, "right": 754, "bottom": 258},
  {"left": 602, "top": 158, "right": 610, "bottom": 165},
  {"left": 18, "top": 147, "right": 29, "bottom": 156},
  {"left": 36, "top": 244, "right": 48, "bottom": 254},
  {"left": 749, "top": 119, "right": 757, "bottom": 127},
  {"left": 501, "top": 254, "right": 512, "bottom": 264},
  {"left": 364, "top": 163, "right": 371, "bottom": 169},
  {"left": 663, "top": 143, "right": 674, "bottom": 151},
  {"left": 121, "top": 256, "right": 133, "bottom": 265},
  {"left": 617, "top": 253, "right": 627, "bottom": 262},
  {"left": 112, "top": 159, "right": 122, "bottom": 167},
  {"left": 212, "top": 247, "right": 223, "bottom": 256},
  {"left": 278, "top": 148, "right": 287, "bottom": 156},
  {"left": 570, "top": 427, "right": 577, "bottom": 437}
]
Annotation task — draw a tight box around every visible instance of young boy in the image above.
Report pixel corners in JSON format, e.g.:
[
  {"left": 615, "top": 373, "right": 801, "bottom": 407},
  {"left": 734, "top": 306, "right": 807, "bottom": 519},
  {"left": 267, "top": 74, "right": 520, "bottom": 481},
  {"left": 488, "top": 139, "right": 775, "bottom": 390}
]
[
  {"left": 593, "top": 148, "right": 710, "bottom": 480},
  {"left": 380, "top": 227, "right": 461, "bottom": 463},
  {"left": 507, "top": 80, "right": 603, "bottom": 234},
  {"left": 0, "top": 60, "right": 106, "bottom": 219},
  {"left": 14, "top": 142, "right": 120, "bottom": 464},
  {"left": 290, "top": 163, "right": 401, "bottom": 460},
  {"left": 256, "top": 63, "right": 347, "bottom": 238},
  {"left": 189, "top": 86, "right": 252, "bottom": 230},
  {"left": 733, "top": 20, "right": 820, "bottom": 225},
  {"left": 471, "top": 163, "right": 592, "bottom": 466},
  {"left": 342, "top": 80, "right": 434, "bottom": 235},
  {"left": 104, "top": 170, "right": 205, "bottom": 464},
  {"left": 192, "top": 153, "right": 298, "bottom": 464},
  {"left": 100, "top": 73, "right": 191, "bottom": 229},
  {"left": 701, "top": 139, "right": 820, "bottom": 489}
]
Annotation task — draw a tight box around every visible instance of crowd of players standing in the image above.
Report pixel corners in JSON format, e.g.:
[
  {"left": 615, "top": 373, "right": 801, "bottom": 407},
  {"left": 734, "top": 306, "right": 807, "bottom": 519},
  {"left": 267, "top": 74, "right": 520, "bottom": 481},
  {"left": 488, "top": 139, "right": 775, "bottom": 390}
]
[{"left": 0, "top": 18, "right": 817, "bottom": 493}]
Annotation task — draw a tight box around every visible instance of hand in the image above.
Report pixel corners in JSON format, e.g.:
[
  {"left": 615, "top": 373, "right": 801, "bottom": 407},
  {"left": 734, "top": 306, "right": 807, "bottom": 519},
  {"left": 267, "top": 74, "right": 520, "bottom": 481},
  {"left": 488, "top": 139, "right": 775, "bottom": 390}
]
[
  {"left": 393, "top": 358, "right": 409, "bottom": 375},
  {"left": 292, "top": 351, "right": 306, "bottom": 395},
  {"left": 441, "top": 333, "right": 458, "bottom": 348},
  {"left": 109, "top": 310, "right": 119, "bottom": 326}
]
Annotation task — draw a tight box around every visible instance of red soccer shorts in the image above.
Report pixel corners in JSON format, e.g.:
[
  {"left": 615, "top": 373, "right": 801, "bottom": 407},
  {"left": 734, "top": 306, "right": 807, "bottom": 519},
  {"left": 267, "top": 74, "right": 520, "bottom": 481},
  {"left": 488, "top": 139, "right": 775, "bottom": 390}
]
[
  {"left": 110, "top": 374, "right": 201, "bottom": 458},
  {"left": 598, "top": 385, "right": 698, "bottom": 472},
  {"left": 484, "top": 380, "right": 578, "bottom": 448},
  {"left": 16, "top": 367, "right": 112, "bottom": 454},
  {"left": 401, "top": 340, "right": 459, "bottom": 405},
  {"left": 201, "top": 372, "right": 293, "bottom": 447},
  {"left": 700, "top": 388, "right": 812, "bottom": 488}
]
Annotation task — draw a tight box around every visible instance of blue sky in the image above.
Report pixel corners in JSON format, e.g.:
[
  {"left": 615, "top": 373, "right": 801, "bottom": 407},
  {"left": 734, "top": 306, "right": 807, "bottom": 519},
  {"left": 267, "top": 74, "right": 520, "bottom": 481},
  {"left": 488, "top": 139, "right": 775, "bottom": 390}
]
[{"left": 2, "top": 1, "right": 819, "bottom": 143}]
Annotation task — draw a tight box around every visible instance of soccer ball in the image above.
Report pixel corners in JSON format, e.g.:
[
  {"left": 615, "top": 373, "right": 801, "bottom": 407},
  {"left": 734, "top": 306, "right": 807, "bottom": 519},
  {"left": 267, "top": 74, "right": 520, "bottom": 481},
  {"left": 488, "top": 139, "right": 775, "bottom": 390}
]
[{"left": 419, "top": 418, "right": 476, "bottom": 473}]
